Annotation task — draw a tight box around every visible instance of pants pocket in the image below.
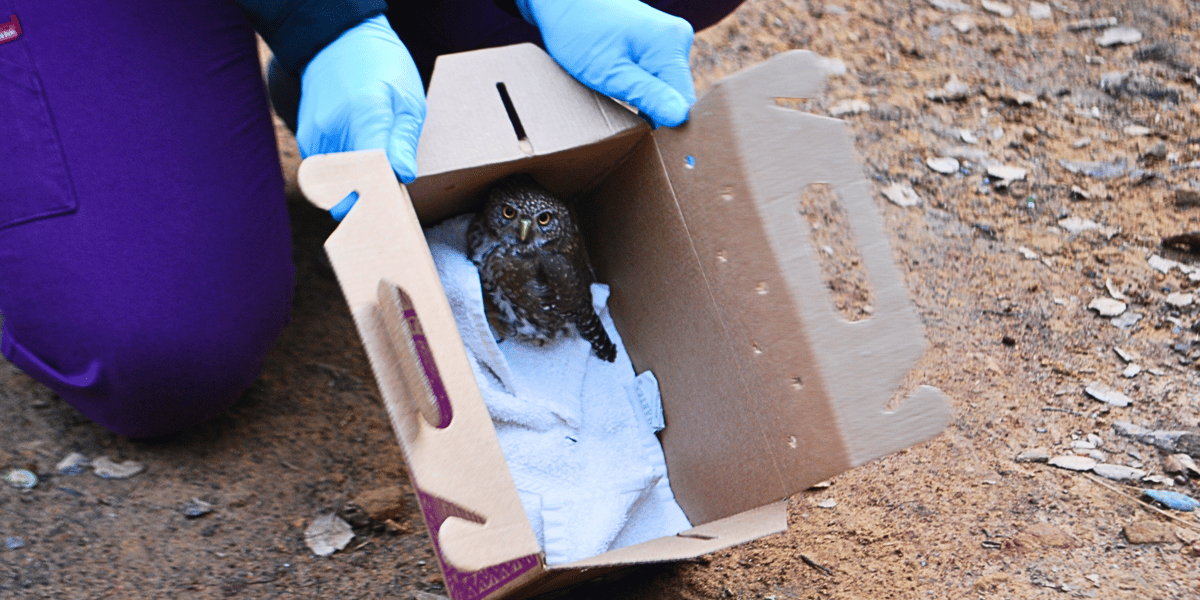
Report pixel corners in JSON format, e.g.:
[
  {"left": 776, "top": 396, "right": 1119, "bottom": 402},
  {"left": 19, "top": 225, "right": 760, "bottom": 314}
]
[{"left": 0, "top": 10, "right": 77, "bottom": 232}]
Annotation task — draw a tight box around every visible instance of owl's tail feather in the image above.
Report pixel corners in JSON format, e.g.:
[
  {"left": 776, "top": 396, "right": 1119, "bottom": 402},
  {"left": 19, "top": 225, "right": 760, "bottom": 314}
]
[{"left": 575, "top": 309, "right": 617, "bottom": 362}]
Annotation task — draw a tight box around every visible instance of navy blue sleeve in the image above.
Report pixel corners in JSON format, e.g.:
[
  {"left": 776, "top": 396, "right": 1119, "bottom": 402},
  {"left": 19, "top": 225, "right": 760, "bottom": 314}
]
[{"left": 237, "top": 0, "right": 388, "bottom": 72}]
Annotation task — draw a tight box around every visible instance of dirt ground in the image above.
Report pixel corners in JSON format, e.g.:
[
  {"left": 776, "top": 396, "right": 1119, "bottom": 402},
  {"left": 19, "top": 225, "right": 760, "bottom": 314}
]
[{"left": 5, "top": 0, "right": 1200, "bottom": 597}]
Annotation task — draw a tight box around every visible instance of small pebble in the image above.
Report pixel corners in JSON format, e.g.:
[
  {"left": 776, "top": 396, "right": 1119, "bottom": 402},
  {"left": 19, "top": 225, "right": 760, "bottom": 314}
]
[
  {"left": 1124, "top": 520, "right": 1175, "bottom": 544},
  {"left": 981, "top": 0, "right": 1014, "bottom": 17},
  {"left": 3, "top": 469, "right": 37, "bottom": 489},
  {"left": 950, "top": 14, "right": 975, "bottom": 33},
  {"left": 1096, "top": 27, "right": 1143, "bottom": 47},
  {"left": 1028, "top": 2, "right": 1051, "bottom": 19},
  {"left": 1110, "top": 312, "right": 1143, "bottom": 329},
  {"left": 1121, "top": 364, "right": 1142, "bottom": 378},
  {"left": 1048, "top": 455, "right": 1097, "bottom": 471},
  {"left": 881, "top": 183, "right": 922, "bottom": 207},
  {"left": 4, "top": 537, "right": 25, "bottom": 550},
  {"left": 1085, "top": 382, "right": 1132, "bottom": 407},
  {"left": 927, "top": 0, "right": 970, "bottom": 13},
  {"left": 816, "top": 498, "right": 837, "bottom": 509},
  {"left": 1166, "top": 292, "right": 1194, "bottom": 307},
  {"left": 987, "top": 164, "right": 1028, "bottom": 182},
  {"left": 1059, "top": 216, "right": 1102, "bottom": 235},
  {"left": 1086, "top": 297, "right": 1126, "bottom": 317},
  {"left": 926, "top": 156, "right": 960, "bottom": 174},
  {"left": 1015, "top": 448, "right": 1050, "bottom": 463},
  {"left": 1092, "top": 464, "right": 1145, "bottom": 482},
  {"left": 55, "top": 452, "right": 90, "bottom": 476},
  {"left": 92, "top": 456, "right": 145, "bottom": 480},
  {"left": 305, "top": 513, "right": 355, "bottom": 557},
  {"left": 183, "top": 498, "right": 215, "bottom": 519},
  {"left": 1164, "top": 454, "right": 1200, "bottom": 477}
]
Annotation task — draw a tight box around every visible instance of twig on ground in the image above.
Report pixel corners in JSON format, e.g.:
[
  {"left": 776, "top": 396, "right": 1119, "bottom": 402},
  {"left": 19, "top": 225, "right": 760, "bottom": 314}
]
[
  {"left": 1081, "top": 472, "right": 1200, "bottom": 534},
  {"left": 1041, "top": 407, "right": 1087, "bottom": 417},
  {"left": 799, "top": 554, "right": 833, "bottom": 576}
]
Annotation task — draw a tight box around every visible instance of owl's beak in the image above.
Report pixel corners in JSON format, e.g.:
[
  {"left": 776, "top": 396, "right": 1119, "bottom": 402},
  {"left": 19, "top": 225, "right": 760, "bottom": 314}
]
[{"left": 518, "top": 219, "right": 533, "bottom": 243}]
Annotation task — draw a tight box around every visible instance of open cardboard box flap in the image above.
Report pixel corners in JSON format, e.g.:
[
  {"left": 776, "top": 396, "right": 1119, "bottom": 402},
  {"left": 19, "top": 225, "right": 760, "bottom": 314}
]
[{"left": 299, "top": 44, "right": 950, "bottom": 600}]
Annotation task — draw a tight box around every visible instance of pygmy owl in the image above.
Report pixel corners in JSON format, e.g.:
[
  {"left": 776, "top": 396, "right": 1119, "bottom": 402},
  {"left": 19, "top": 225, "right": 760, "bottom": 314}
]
[{"left": 467, "top": 174, "right": 617, "bottom": 362}]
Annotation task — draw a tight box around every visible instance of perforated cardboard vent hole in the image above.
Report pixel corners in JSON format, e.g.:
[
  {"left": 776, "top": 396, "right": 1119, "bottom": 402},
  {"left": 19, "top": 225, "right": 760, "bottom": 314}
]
[
  {"left": 799, "top": 183, "right": 876, "bottom": 322},
  {"left": 496, "top": 82, "right": 533, "bottom": 155}
]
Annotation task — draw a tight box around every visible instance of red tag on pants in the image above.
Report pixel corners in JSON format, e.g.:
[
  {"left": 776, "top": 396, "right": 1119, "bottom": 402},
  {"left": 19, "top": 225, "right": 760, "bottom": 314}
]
[{"left": 0, "top": 14, "right": 22, "bottom": 45}]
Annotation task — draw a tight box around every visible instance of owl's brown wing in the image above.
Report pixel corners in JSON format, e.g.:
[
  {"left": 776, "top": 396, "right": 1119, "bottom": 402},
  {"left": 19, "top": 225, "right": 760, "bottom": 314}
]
[
  {"left": 530, "top": 251, "right": 590, "bottom": 314},
  {"left": 534, "top": 251, "right": 616, "bottom": 362}
]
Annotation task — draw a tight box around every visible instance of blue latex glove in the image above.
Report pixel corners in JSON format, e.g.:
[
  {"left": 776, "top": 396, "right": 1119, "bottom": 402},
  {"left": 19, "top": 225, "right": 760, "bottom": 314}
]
[
  {"left": 516, "top": 0, "right": 696, "bottom": 127},
  {"left": 297, "top": 14, "right": 425, "bottom": 219}
]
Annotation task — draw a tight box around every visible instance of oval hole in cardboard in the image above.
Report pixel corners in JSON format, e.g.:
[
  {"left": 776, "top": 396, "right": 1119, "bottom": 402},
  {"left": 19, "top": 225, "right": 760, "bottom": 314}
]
[
  {"left": 377, "top": 281, "right": 454, "bottom": 429},
  {"left": 798, "top": 183, "right": 876, "bottom": 323}
]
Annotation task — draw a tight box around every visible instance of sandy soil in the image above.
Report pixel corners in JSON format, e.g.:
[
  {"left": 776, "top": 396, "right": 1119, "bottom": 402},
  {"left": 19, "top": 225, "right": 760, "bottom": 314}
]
[{"left": 4, "top": 0, "right": 1200, "bottom": 597}]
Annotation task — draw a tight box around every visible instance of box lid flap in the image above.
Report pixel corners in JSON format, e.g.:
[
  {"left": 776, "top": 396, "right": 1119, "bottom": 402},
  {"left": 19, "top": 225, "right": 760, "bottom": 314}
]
[
  {"left": 408, "top": 44, "right": 649, "bottom": 222},
  {"left": 644, "top": 51, "right": 951, "bottom": 518},
  {"left": 552, "top": 500, "right": 788, "bottom": 569},
  {"left": 298, "top": 150, "right": 543, "bottom": 574}
]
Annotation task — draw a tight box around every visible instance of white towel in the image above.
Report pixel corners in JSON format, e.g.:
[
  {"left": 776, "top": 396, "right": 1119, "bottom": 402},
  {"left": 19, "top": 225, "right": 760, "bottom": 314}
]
[{"left": 425, "top": 215, "right": 691, "bottom": 565}]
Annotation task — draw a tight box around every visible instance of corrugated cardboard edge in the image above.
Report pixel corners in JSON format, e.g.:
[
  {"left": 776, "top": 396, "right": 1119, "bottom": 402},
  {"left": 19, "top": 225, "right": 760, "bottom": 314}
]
[
  {"left": 503, "top": 501, "right": 787, "bottom": 599},
  {"left": 297, "top": 151, "right": 543, "bottom": 579},
  {"left": 723, "top": 52, "right": 952, "bottom": 466},
  {"left": 653, "top": 51, "right": 951, "bottom": 472},
  {"left": 297, "top": 45, "right": 953, "bottom": 600}
]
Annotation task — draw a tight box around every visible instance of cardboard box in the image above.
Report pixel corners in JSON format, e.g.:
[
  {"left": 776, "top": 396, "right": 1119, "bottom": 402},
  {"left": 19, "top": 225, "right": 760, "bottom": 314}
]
[{"left": 298, "top": 44, "right": 951, "bottom": 600}]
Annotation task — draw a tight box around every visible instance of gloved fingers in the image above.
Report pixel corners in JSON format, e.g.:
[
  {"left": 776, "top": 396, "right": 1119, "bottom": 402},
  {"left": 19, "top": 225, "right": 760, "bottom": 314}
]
[
  {"left": 598, "top": 62, "right": 692, "bottom": 128},
  {"left": 384, "top": 93, "right": 425, "bottom": 183},
  {"left": 634, "top": 17, "right": 697, "bottom": 107},
  {"left": 342, "top": 87, "right": 425, "bottom": 183}
]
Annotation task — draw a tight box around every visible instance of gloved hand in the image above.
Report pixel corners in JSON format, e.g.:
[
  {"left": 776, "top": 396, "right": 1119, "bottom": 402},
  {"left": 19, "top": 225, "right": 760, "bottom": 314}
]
[
  {"left": 515, "top": 0, "right": 696, "bottom": 128},
  {"left": 297, "top": 14, "right": 426, "bottom": 201}
]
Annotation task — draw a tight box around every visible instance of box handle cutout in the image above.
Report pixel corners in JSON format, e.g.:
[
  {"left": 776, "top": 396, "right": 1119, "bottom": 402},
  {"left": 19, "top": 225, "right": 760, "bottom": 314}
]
[
  {"left": 496, "top": 82, "right": 534, "bottom": 156},
  {"left": 798, "top": 183, "right": 876, "bottom": 322},
  {"left": 377, "top": 280, "right": 454, "bottom": 429}
]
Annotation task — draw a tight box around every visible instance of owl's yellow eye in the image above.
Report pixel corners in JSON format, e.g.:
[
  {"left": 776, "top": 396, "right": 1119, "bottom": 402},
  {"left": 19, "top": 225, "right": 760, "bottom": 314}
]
[
  {"left": 537, "top": 212, "right": 552, "bottom": 225},
  {"left": 502, "top": 205, "right": 516, "bottom": 219}
]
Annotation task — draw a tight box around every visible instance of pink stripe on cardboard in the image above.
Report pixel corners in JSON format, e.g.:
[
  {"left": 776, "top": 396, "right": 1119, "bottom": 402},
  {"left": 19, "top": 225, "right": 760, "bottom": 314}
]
[
  {"left": 0, "top": 14, "right": 21, "bottom": 45},
  {"left": 416, "top": 489, "right": 540, "bottom": 600}
]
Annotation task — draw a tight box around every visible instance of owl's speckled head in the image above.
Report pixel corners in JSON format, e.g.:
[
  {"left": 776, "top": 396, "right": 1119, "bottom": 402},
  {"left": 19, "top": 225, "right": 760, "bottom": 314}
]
[{"left": 480, "top": 174, "right": 575, "bottom": 248}]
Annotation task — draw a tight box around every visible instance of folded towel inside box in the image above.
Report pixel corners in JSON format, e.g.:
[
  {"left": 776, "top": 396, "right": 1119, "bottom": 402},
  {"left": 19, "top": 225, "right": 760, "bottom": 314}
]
[{"left": 425, "top": 215, "right": 691, "bottom": 565}]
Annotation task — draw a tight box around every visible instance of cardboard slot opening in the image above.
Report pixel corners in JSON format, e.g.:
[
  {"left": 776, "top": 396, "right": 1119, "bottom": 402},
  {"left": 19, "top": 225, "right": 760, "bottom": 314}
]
[
  {"left": 798, "top": 183, "right": 875, "bottom": 323},
  {"left": 496, "top": 82, "right": 534, "bottom": 156},
  {"left": 675, "top": 532, "right": 717, "bottom": 541},
  {"left": 377, "top": 280, "right": 454, "bottom": 429}
]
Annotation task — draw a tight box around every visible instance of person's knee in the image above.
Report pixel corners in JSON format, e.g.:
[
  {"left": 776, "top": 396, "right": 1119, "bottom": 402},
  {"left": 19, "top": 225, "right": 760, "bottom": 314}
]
[{"left": 3, "top": 292, "right": 290, "bottom": 438}]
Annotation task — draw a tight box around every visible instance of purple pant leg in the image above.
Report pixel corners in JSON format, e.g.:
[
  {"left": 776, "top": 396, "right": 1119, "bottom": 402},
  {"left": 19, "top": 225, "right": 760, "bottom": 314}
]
[{"left": 0, "top": 0, "right": 293, "bottom": 437}]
